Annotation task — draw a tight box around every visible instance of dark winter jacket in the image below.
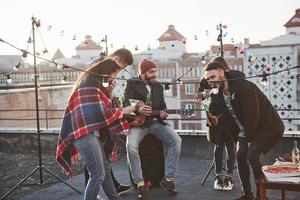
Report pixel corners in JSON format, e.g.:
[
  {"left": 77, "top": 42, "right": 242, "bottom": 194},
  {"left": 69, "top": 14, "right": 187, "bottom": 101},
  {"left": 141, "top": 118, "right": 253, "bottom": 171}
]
[
  {"left": 123, "top": 77, "right": 167, "bottom": 127},
  {"left": 207, "top": 70, "right": 284, "bottom": 153}
]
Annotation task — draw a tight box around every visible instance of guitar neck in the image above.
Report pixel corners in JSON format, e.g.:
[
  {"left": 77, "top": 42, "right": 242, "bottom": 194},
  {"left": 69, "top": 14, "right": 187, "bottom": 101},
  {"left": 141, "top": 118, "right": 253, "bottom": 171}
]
[{"left": 152, "top": 109, "right": 191, "bottom": 116}]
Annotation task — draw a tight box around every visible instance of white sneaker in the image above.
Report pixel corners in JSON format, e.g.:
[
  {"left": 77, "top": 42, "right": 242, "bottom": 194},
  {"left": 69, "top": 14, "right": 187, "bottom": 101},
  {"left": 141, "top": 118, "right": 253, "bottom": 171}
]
[
  {"left": 223, "top": 175, "right": 233, "bottom": 191},
  {"left": 213, "top": 175, "right": 223, "bottom": 190}
]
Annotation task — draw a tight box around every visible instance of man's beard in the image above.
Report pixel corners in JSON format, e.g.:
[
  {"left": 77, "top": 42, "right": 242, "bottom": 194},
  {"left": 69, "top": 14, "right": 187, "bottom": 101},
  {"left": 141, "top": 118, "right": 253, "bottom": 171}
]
[
  {"left": 144, "top": 75, "right": 156, "bottom": 83},
  {"left": 218, "top": 81, "right": 225, "bottom": 91}
]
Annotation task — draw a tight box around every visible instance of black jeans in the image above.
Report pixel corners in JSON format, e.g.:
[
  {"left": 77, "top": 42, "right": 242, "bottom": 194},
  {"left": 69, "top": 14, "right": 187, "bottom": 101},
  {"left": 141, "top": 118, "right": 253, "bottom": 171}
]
[
  {"left": 236, "top": 137, "right": 265, "bottom": 195},
  {"left": 214, "top": 137, "right": 236, "bottom": 175}
]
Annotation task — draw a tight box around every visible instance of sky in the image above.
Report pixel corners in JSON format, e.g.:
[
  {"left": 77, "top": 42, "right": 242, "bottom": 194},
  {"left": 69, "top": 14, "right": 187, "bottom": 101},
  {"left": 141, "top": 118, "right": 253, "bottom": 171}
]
[{"left": 0, "top": 0, "right": 299, "bottom": 62}]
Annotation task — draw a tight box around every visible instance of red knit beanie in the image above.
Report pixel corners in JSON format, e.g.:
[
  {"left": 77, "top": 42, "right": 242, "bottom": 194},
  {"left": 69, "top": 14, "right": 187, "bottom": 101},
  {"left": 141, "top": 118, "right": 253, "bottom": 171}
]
[{"left": 139, "top": 59, "right": 157, "bottom": 74}]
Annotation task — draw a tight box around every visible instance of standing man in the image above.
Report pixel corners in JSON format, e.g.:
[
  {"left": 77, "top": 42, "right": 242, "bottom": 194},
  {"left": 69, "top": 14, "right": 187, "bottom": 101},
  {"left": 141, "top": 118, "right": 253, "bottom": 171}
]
[
  {"left": 203, "top": 61, "right": 284, "bottom": 200},
  {"left": 124, "top": 59, "right": 182, "bottom": 200}
]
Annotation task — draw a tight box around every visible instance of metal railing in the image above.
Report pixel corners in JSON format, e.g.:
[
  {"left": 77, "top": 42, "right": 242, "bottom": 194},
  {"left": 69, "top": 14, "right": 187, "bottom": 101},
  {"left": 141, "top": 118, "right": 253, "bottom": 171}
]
[{"left": 0, "top": 108, "right": 299, "bottom": 131}]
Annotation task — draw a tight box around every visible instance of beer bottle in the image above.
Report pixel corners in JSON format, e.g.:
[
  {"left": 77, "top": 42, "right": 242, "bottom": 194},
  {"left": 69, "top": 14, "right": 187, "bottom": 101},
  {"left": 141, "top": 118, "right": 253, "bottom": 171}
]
[{"left": 292, "top": 140, "right": 300, "bottom": 164}]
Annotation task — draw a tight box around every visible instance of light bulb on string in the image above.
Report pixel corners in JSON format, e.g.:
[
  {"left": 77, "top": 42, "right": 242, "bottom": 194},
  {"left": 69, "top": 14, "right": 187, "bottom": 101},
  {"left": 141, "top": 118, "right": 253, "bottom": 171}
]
[
  {"left": 22, "top": 50, "right": 28, "bottom": 58},
  {"left": 35, "top": 19, "right": 41, "bottom": 27},
  {"left": 43, "top": 48, "right": 48, "bottom": 54},
  {"left": 38, "top": 96, "right": 43, "bottom": 102},
  {"left": 265, "top": 65, "right": 272, "bottom": 73},
  {"left": 182, "top": 39, "right": 186, "bottom": 44},
  {"left": 260, "top": 78, "right": 268, "bottom": 87},
  {"left": 280, "top": 71, "right": 287, "bottom": 78},
  {"left": 194, "top": 35, "right": 198, "bottom": 40},
  {"left": 110, "top": 43, "right": 114, "bottom": 48},
  {"left": 135, "top": 45, "right": 138, "bottom": 51},
  {"left": 289, "top": 72, "right": 296, "bottom": 79},
  {"left": 171, "top": 43, "right": 175, "bottom": 47},
  {"left": 27, "top": 37, "right": 32, "bottom": 43},
  {"left": 13, "top": 62, "right": 21, "bottom": 71},
  {"left": 6, "top": 74, "right": 12, "bottom": 84},
  {"left": 260, "top": 71, "right": 268, "bottom": 86},
  {"left": 39, "top": 74, "right": 44, "bottom": 81},
  {"left": 147, "top": 45, "right": 151, "bottom": 50},
  {"left": 205, "top": 30, "right": 209, "bottom": 36},
  {"left": 56, "top": 63, "right": 67, "bottom": 70},
  {"left": 60, "top": 30, "right": 64, "bottom": 36},
  {"left": 164, "top": 83, "right": 170, "bottom": 91},
  {"left": 47, "top": 25, "right": 52, "bottom": 31},
  {"left": 102, "top": 77, "right": 109, "bottom": 87},
  {"left": 231, "top": 38, "right": 234, "bottom": 43},
  {"left": 72, "top": 35, "right": 76, "bottom": 40},
  {"left": 250, "top": 57, "right": 257, "bottom": 63},
  {"left": 178, "top": 80, "right": 184, "bottom": 86},
  {"left": 223, "top": 32, "right": 227, "bottom": 37},
  {"left": 61, "top": 76, "right": 68, "bottom": 83},
  {"left": 211, "top": 87, "right": 219, "bottom": 95}
]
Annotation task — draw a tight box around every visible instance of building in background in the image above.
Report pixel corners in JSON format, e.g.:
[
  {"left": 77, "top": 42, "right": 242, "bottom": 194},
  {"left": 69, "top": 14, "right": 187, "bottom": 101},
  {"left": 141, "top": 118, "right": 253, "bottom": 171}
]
[{"left": 243, "top": 8, "right": 300, "bottom": 131}]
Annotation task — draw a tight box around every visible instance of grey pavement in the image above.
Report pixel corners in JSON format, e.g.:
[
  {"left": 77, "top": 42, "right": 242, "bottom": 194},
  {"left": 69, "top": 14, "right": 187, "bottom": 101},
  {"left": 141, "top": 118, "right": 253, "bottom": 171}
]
[{"left": 22, "top": 136, "right": 300, "bottom": 200}]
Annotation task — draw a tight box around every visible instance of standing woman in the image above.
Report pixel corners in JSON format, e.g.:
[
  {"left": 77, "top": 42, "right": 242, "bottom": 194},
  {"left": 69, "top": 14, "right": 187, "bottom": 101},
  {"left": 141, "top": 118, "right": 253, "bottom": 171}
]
[{"left": 56, "top": 58, "right": 134, "bottom": 200}]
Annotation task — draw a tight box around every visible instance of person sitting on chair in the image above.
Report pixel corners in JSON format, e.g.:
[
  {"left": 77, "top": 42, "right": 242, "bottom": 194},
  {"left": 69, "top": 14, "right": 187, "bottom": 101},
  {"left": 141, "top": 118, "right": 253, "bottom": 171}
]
[{"left": 124, "top": 59, "right": 182, "bottom": 200}]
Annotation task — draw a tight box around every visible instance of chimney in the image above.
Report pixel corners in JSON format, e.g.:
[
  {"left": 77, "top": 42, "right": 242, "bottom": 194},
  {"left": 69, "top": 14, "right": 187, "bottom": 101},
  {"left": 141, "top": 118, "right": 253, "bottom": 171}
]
[
  {"left": 168, "top": 24, "right": 175, "bottom": 29},
  {"left": 244, "top": 38, "right": 250, "bottom": 45}
]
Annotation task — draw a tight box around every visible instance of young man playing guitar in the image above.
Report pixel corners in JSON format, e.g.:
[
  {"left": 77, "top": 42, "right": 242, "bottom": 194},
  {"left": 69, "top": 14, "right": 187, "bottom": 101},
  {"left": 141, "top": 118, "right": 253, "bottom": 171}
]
[{"left": 124, "top": 59, "right": 182, "bottom": 200}]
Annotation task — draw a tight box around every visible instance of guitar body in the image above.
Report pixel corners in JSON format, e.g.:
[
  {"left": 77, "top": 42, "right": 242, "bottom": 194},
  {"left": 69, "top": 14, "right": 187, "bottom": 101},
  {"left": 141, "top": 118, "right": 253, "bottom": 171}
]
[
  {"left": 125, "top": 100, "right": 193, "bottom": 127},
  {"left": 127, "top": 114, "right": 146, "bottom": 127}
]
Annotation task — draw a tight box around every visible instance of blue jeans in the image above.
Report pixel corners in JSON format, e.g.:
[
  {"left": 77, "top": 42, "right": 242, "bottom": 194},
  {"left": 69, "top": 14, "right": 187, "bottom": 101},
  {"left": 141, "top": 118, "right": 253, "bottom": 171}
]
[
  {"left": 214, "top": 137, "right": 236, "bottom": 175},
  {"left": 74, "top": 132, "right": 122, "bottom": 200},
  {"left": 126, "top": 121, "right": 182, "bottom": 183}
]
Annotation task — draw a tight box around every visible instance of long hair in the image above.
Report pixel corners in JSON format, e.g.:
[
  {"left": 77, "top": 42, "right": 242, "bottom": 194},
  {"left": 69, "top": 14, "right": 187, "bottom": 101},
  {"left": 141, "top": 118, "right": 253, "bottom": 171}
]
[{"left": 73, "top": 58, "right": 120, "bottom": 90}]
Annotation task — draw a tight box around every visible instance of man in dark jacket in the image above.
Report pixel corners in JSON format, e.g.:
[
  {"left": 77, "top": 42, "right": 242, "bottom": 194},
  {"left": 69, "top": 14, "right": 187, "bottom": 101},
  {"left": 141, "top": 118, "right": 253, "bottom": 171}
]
[
  {"left": 204, "top": 61, "right": 284, "bottom": 200},
  {"left": 124, "top": 59, "right": 182, "bottom": 200}
]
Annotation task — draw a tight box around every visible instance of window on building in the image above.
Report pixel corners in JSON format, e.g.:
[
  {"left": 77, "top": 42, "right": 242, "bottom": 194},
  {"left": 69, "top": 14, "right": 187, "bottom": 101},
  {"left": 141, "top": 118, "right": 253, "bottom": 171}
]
[{"left": 185, "top": 84, "right": 195, "bottom": 94}]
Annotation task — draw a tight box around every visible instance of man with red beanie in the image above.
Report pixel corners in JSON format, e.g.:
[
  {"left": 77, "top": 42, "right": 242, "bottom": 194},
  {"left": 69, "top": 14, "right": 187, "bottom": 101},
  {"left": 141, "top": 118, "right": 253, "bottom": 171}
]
[{"left": 124, "top": 59, "right": 182, "bottom": 200}]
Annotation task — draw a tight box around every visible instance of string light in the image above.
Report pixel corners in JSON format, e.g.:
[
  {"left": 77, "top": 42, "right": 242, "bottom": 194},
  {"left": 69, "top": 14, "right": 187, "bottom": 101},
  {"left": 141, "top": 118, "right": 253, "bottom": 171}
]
[
  {"left": 13, "top": 62, "right": 21, "bottom": 71},
  {"left": 163, "top": 83, "right": 171, "bottom": 91},
  {"left": 6, "top": 74, "right": 12, "bottom": 84},
  {"left": 56, "top": 63, "right": 68, "bottom": 70},
  {"left": 260, "top": 71, "right": 269, "bottom": 86},
  {"left": 22, "top": 50, "right": 28, "bottom": 58},
  {"left": 61, "top": 75, "right": 68, "bottom": 83},
  {"left": 43, "top": 48, "right": 48, "bottom": 54},
  {"left": 1, "top": 38, "right": 299, "bottom": 90},
  {"left": 102, "top": 77, "right": 109, "bottom": 87}
]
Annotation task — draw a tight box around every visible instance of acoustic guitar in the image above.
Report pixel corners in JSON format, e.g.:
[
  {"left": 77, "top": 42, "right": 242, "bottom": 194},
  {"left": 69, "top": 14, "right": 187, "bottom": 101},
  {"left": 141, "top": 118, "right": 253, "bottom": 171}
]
[{"left": 126, "top": 101, "right": 193, "bottom": 127}]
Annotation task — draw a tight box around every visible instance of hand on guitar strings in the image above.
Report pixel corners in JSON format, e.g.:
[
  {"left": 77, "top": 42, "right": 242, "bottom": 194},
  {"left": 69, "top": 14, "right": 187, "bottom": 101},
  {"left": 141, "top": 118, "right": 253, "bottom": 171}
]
[
  {"left": 138, "top": 105, "right": 152, "bottom": 116},
  {"left": 120, "top": 106, "right": 135, "bottom": 118}
]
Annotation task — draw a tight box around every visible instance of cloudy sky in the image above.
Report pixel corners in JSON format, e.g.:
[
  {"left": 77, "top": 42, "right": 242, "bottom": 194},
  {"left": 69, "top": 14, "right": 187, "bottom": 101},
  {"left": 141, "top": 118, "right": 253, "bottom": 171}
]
[{"left": 0, "top": 0, "right": 299, "bottom": 61}]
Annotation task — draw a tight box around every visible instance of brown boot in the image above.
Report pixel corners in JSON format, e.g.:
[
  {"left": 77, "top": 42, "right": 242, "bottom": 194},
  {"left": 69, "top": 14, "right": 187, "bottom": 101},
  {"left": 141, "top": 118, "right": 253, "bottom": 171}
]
[
  {"left": 159, "top": 177, "right": 177, "bottom": 196},
  {"left": 137, "top": 185, "right": 149, "bottom": 200}
]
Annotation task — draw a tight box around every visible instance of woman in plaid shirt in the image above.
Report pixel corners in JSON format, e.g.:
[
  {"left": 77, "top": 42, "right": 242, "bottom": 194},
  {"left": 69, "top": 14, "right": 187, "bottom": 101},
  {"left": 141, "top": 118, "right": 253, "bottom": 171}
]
[{"left": 56, "top": 57, "right": 133, "bottom": 200}]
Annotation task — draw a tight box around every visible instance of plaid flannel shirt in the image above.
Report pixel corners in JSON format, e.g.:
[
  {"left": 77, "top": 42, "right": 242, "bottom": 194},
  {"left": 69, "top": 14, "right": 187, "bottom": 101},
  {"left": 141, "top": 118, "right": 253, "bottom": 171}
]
[{"left": 56, "top": 85, "right": 128, "bottom": 177}]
